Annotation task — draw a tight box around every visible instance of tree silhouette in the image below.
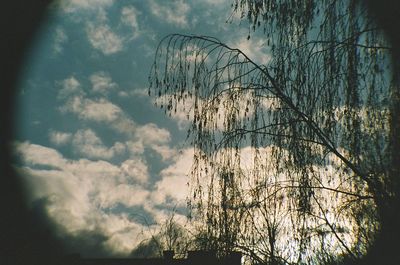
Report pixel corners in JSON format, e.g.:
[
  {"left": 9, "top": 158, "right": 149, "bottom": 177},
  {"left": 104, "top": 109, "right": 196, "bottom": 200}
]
[
  {"left": 149, "top": 0, "right": 398, "bottom": 264},
  {"left": 130, "top": 212, "right": 191, "bottom": 259}
]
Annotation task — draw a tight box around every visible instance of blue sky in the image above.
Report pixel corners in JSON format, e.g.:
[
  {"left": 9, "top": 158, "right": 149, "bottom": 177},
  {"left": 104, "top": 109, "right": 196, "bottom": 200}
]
[{"left": 13, "top": 0, "right": 270, "bottom": 257}]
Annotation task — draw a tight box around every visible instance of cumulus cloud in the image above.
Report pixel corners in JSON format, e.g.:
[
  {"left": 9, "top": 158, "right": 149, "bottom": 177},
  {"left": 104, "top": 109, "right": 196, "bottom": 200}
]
[
  {"left": 121, "top": 159, "right": 149, "bottom": 184},
  {"left": 39, "top": 69, "right": 187, "bottom": 256},
  {"left": 149, "top": 0, "right": 190, "bottom": 28},
  {"left": 130, "top": 88, "right": 148, "bottom": 97},
  {"left": 53, "top": 27, "right": 68, "bottom": 54},
  {"left": 56, "top": 75, "right": 140, "bottom": 136},
  {"left": 201, "top": 0, "right": 230, "bottom": 6},
  {"left": 118, "top": 88, "right": 148, "bottom": 99},
  {"left": 57, "top": 76, "right": 83, "bottom": 99},
  {"left": 133, "top": 123, "right": 177, "bottom": 160},
  {"left": 135, "top": 123, "right": 170, "bottom": 146},
  {"left": 61, "top": 96, "right": 123, "bottom": 122},
  {"left": 228, "top": 36, "right": 271, "bottom": 65},
  {"left": 49, "top": 130, "right": 72, "bottom": 146},
  {"left": 14, "top": 141, "right": 67, "bottom": 169},
  {"left": 90, "top": 71, "right": 118, "bottom": 95},
  {"left": 72, "top": 129, "right": 126, "bottom": 160},
  {"left": 97, "top": 184, "right": 150, "bottom": 209},
  {"left": 86, "top": 23, "right": 124, "bottom": 55},
  {"left": 125, "top": 141, "right": 145, "bottom": 156},
  {"left": 151, "top": 148, "right": 193, "bottom": 206},
  {"left": 150, "top": 145, "right": 178, "bottom": 162},
  {"left": 153, "top": 93, "right": 194, "bottom": 130},
  {"left": 58, "top": 0, "right": 115, "bottom": 14},
  {"left": 56, "top": 0, "right": 124, "bottom": 55},
  {"left": 121, "top": 6, "right": 141, "bottom": 39},
  {"left": 14, "top": 141, "right": 154, "bottom": 255},
  {"left": 56, "top": 76, "right": 176, "bottom": 152}
]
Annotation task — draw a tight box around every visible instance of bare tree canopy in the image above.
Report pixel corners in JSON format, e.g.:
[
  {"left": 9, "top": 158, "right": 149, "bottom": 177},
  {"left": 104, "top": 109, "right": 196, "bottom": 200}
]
[{"left": 149, "top": 0, "right": 399, "bottom": 264}]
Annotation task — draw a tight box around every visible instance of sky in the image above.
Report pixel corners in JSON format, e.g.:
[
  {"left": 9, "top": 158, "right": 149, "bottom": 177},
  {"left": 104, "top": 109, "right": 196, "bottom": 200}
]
[{"left": 12, "top": 0, "right": 270, "bottom": 257}]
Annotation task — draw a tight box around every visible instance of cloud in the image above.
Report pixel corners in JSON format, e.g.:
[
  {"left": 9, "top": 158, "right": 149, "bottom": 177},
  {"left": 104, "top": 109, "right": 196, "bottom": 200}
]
[
  {"left": 118, "top": 91, "right": 129, "bottom": 98},
  {"left": 228, "top": 36, "right": 271, "bottom": 65},
  {"left": 117, "top": 88, "right": 148, "bottom": 99},
  {"left": 97, "top": 184, "right": 150, "bottom": 209},
  {"left": 201, "top": 0, "right": 230, "bottom": 6},
  {"left": 56, "top": 0, "right": 122, "bottom": 57},
  {"left": 153, "top": 93, "right": 193, "bottom": 130},
  {"left": 72, "top": 129, "right": 126, "bottom": 160},
  {"left": 150, "top": 145, "right": 178, "bottom": 162},
  {"left": 134, "top": 123, "right": 177, "bottom": 160},
  {"left": 151, "top": 148, "right": 193, "bottom": 206},
  {"left": 121, "top": 6, "right": 141, "bottom": 39},
  {"left": 57, "top": 76, "right": 138, "bottom": 136},
  {"left": 56, "top": 77, "right": 175, "bottom": 150},
  {"left": 135, "top": 123, "right": 171, "bottom": 146},
  {"left": 121, "top": 159, "right": 149, "bottom": 184},
  {"left": 49, "top": 130, "right": 72, "bottom": 146},
  {"left": 86, "top": 23, "right": 124, "bottom": 55},
  {"left": 149, "top": 0, "right": 190, "bottom": 28},
  {"left": 14, "top": 141, "right": 67, "bottom": 169},
  {"left": 14, "top": 141, "right": 154, "bottom": 255},
  {"left": 125, "top": 141, "right": 145, "bottom": 156},
  {"left": 58, "top": 0, "right": 115, "bottom": 14},
  {"left": 57, "top": 76, "right": 83, "bottom": 99},
  {"left": 53, "top": 27, "right": 68, "bottom": 54},
  {"left": 90, "top": 71, "right": 118, "bottom": 95},
  {"left": 131, "top": 88, "right": 148, "bottom": 97},
  {"left": 61, "top": 96, "right": 123, "bottom": 123}
]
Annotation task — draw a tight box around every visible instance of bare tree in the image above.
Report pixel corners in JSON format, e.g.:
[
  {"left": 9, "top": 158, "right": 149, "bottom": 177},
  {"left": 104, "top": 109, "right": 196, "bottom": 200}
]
[
  {"left": 149, "top": 0, "right": 397, "bottom": 264},
  {"left": 130, "top": 212, "right": 191, "bottom": 259}
]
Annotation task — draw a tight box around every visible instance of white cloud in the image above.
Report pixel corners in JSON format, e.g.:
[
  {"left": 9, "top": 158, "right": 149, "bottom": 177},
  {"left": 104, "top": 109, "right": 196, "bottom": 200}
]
[
  {"left": 58, "top": 0, "right": 115, "bottom": 13},
  {"left": 57, "top": 75, "right": 139, "bottom": 136},
  {"left": 59, "top": 93, "right": 138, "bottom": 136},
  {"left": 118, "top": 91, "right": 129, "bottom": 98},
  {"left": 151, "top": 148, "right": 193, "bottom": 206},
  {"left": 53, "top": 27, "right": 68, "bottom": 54},
  {"left": 121, "top": 159, "right": 149, "bottom": 184},
  {"left": 49, "top": 130, "right": 72, "bottom": 146},
  {"left": 57, "top": 80, "right": 142, "bottom": 137},
  {"left": 133, "top": 123, "right": 178, "bottom": 161},
  {"left": 149, "top": 0, "right": 190, "bottom": 28},
  {"left": 14, "top": 141, "right": 67, "bottom": 169},
  {"left": 117, "top": 88, "right": 148, "bottom": 99},
  {"left": 61, "top": 96, "right": 122, "bottom": 122},
  {"left": 14, "top": 141, "right": 154, "bottom": 254},
  {"left": 57, "top": 0, "right": 124, "bottom": 55},
  {"left": 158, "top": 86, "right": 279, "bottom": 134},
  {"left": 121, "top": 6, "right": 141, "bottom": 39},
  {"left": 97, "top": 184, "right": 150, "bottom": 209},
  {"left": 229, "top": 37, "right": 271, "bottom": 65},
  {"left": 90, "top": 71, "right": 118, "bottom": 95},
  {"left": 72, "top": 129, "right": 126, "bottom": 160},
  {"left": 108, "top": 116, "right": 136, "bottom": 135},
  {"left": 135, "top": 123, "right": 171, "bottom": 146},
  {"left": 125, "top": 141, "right": 145, "bottom": 156},
  {"left": 131, "top": 88, "right": 148, "bottom": 97},
  {"left": 104, "top": 221, "right": 145, "bottom": 254},
  {"left": 57, "top": 76, "right": 83, "bottom": 99},
  {"left": 201, "top": 0, "right": 230, "bottom": 6},
  {"left": 153, "top": 93, "right": 193, "bottom": 130},
  {"left": 151, "top": 145, "right": 178, "bottom": 162},
  {"left": 86, "top": 23, "right": 124, "bottom": 55}
]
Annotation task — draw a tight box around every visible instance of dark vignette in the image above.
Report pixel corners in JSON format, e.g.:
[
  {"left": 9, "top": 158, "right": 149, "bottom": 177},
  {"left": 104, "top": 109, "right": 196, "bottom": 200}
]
[
  {"left": 0, "top": 1, "right": 65, "bottom": 265},
  {"left": 0, "top": 1, "right": 399, "bottom": 265}
]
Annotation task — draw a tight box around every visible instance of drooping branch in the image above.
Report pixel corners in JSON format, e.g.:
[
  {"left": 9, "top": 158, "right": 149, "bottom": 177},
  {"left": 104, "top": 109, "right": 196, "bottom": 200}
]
[
  {"left": 149, "top": 1, "right": 391, "bottom": 263},
  {"left": 150, "top": 33, "right": 374, "bottom": 185}
]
